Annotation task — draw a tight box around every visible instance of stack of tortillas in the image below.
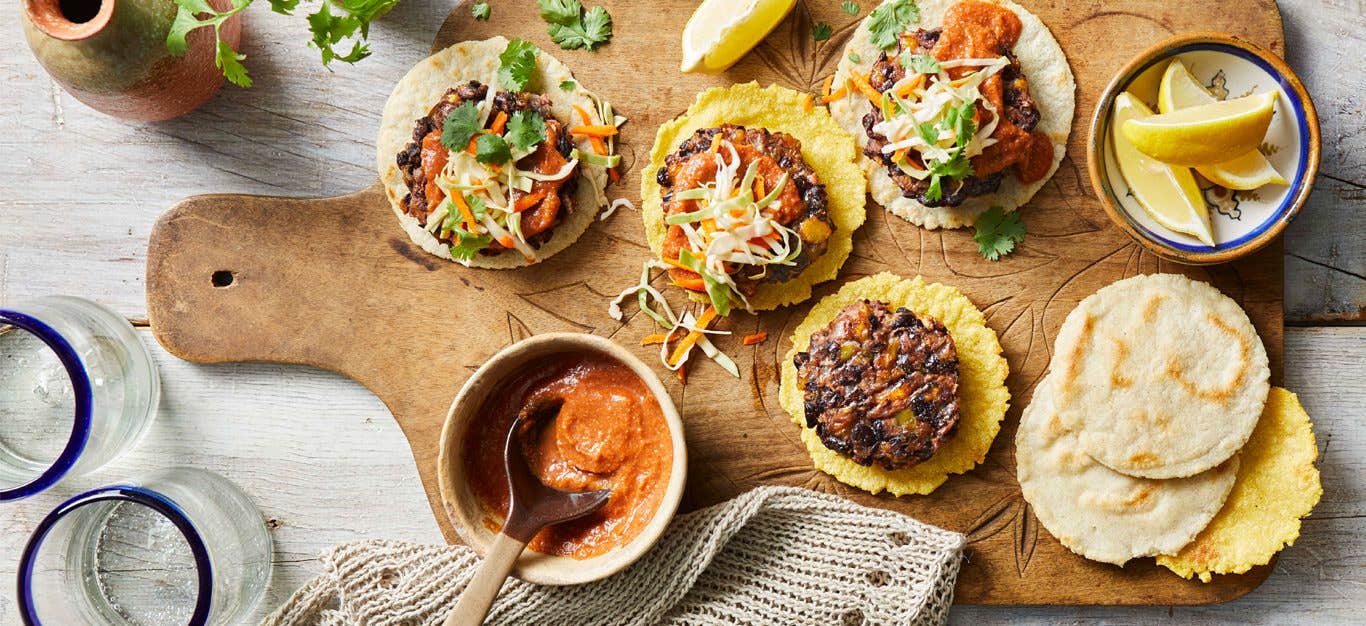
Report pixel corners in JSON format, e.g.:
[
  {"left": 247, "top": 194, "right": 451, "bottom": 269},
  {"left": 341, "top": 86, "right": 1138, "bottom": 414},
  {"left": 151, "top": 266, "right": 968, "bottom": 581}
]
[{"left": 1017, "top": 274, "right": 1322, "bottom": 580}]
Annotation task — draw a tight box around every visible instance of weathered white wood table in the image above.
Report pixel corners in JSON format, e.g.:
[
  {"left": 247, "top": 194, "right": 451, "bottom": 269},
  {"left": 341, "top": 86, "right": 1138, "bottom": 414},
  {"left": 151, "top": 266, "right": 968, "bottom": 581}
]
[{"left": 1, "top": 0, "right": 1360, "bottom": 623}]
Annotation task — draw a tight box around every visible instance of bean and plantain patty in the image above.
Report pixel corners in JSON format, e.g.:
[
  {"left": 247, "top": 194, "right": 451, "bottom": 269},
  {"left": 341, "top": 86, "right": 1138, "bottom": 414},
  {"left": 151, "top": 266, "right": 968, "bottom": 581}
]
[{"left": 793, "top": 299, "right": 961, "bottom": 470}]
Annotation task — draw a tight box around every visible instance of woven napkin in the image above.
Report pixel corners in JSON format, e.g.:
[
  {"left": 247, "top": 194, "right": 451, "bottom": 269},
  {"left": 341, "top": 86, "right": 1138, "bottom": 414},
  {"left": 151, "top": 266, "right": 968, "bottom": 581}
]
[{"left": 264, "top": 485, "right": 965, "bottom": 626}]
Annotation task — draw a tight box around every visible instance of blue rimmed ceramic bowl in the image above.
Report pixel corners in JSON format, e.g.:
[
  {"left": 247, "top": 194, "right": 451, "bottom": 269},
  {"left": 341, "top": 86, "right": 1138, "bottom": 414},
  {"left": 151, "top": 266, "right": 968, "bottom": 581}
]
[{"left": 1088, "top": 32, "right": 1320, "bottom": 265}]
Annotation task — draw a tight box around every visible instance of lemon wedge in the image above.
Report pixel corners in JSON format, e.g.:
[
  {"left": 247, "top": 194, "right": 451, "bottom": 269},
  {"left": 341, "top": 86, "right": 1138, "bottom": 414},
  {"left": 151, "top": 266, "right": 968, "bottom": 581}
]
[
  {"left": 681, "top": 0, "right": 797, "bottom": 74},
  {"left": 1122, "top": 91, "right": 1277, "bottom": 166},
  {"left": 1112, "top": 92, "right": 1215, "bottom": 246},
  {"left": 1158, "top": 60, "right": 1287, "bottom": 190}
]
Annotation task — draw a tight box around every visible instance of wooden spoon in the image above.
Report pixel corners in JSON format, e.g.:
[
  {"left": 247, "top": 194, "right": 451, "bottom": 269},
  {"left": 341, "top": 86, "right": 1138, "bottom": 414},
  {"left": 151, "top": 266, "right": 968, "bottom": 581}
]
[{"left": 445, "top": 398, "right": 613, "bottom": 625}]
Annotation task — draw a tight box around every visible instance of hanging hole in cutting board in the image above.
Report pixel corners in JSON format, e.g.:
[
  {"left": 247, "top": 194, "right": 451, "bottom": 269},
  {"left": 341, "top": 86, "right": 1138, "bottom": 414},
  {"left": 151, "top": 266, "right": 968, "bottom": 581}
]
[{"left": 211, "top": 271, "right": 236, "bottom": 288}]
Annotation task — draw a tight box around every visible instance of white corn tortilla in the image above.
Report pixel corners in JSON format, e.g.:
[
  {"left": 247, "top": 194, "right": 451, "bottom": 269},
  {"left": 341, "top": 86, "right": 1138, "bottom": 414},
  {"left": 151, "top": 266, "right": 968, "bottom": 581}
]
[
  {"left": 1016, "top": 378, "right": 1239, "bottom": 566},
  {"left": 1046, "top": 274, "right": 1269, "bottom": 479},
  {"left": 376, "top": 37, "right": 609, "bottom": 269},
  {"left": 829, "top": 0, "right": 1075, "bottom": 229}
]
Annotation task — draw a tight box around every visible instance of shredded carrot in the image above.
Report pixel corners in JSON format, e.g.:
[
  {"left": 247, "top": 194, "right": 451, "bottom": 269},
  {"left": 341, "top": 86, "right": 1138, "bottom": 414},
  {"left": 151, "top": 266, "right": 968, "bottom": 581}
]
[
  {"left": 573, "top": 105, "right": 594, "bottom": 126},
  {"left": 676, "top": 363, "right": 687, "bottom": 384},
  {"left": 821, "top": 75, "right": 835, "bottom": 97},
  {"left": 892, "top": 148, "right": 908, "bottom": 164},
  {"left": 710, "top": 137, "right": 723, "bottom": 153},
  {"left": 607, "top": 167, "right": 620, "bottom": 183},
  {"left": 754, "top": 175, "right": 766, "bottom": 199},
  {"left": 668, "top": 306, "right": 718, "bottom": 366},
  {"left": 820, "top": 85, "right": 849, "bottom": 103},
  {"left": 742, "top": 332, "right": 768, "bottom": 346},
  {"left": 570, "top": 125, "right": 618, "bottom": 137},
  {"left": 465, "top": 136, "right": 479, "bottom": 155},
  {"left": 640, "top": 333, "right": 670, "bottom": 346},
  {"left": 896, "top": 74, "right": 925, "bottom": 98},
  {"left": 662, "top": 256, "right": 696, "bottom": 272},
  {"left": 849, "top": 72, "right": 882, "bottom": 102},
  {"left": 489, "top": 111, "right": 508, "bottom": 135},
  {"left": 497, "top": 235, "right": 515, "bottom": 248},
  {"left": 451, "top": 192, "right": 477, "bottom": 231},
  {"left": 803, "top": 94, "right": 815, "bottom": 113},
  {"left": 513, "top": 191, "right": 546, "bottom": 213},
  {"left": 673, "top": 276, "right": 707, "bottom": 292}
]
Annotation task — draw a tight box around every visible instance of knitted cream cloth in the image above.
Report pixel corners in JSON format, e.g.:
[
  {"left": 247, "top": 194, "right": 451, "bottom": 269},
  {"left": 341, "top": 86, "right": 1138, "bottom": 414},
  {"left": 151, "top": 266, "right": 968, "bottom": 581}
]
[{"left": 264, "top": 486, "right": 965, "bottom": 626}]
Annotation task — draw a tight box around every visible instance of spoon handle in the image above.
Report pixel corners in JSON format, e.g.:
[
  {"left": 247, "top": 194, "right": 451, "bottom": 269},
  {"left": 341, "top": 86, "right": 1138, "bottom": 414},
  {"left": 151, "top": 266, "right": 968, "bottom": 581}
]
[{"left": 445, "top": 532, "right": 528, "bottom": 626}]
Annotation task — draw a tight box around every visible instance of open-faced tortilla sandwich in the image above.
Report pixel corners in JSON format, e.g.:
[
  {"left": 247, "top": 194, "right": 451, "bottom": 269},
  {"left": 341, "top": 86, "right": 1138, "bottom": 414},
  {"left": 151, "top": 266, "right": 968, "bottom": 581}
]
[
  {"left": 611, "top": 83, "right": 866, "bottom": 378},
  {"left": 828, "top": 0, "right": 1075, "bottom": 229},
  {"left": 377, "top": 37, "right": 620, "bottom": 268}
]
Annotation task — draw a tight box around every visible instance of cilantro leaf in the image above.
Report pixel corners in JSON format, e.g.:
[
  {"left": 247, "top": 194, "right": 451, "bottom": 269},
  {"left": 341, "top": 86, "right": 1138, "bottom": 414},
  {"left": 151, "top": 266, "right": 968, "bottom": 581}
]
[
  {"left": 446, "top": 219, "right": 493, "bottom": 262},
  {"left": 440, "top": 102, "right": 482, "bottom": 153},
  {"left": 560, "top": 80, "right": 577, "bottom": 91},
  {"left": 536, "top": 0, "right": 579, "bottom": 24},
  {"left": 900, "top": 52, "right": 940, "bottom": 74},
  {"left": 167, "top": 0, "right": 251, "bottom": 85},
  {"left": 268, "top": 0, "right": 297, "bottom": 15},
  {"left": 498, "top": 39, "right": 539, "bottom": 91},
  {"left": 867, "top": 0, "right": 920, "bottom": 50},
  {"left": 841, "top": 1, "right": 860, "bottom": 16},
  {"left": 812, "top": 21, "right": 833, "bottom": 42},
  {"left": 475, "top": 133, "right": 512, "bottom": 165},
  {"left": 973, "top": 207, "right": 1025, "bottom": 261},
  {"left": 917, "top": 121, "right": 939, "bottom": 145},
  {"left": 538, "top": 0, "right": 613, "bottom": 50},
  {"left": 505, "top": 110, "right": 547, "bottom": 153},
  {"left": 471, "top": 1, "right": 490, "bottom": 20},
  {"left": 216, "top": 39, "right": 252, "bottom": 87}
]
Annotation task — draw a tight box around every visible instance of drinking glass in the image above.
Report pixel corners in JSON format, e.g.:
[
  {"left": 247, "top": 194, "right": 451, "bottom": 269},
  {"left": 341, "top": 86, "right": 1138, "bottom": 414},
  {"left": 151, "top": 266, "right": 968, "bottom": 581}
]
[
  {"left": 18, "top": 467, "right": 274, "bottom": 625},
  {"left": 0, "top": 296, "right": 159, "bottom": 500}
]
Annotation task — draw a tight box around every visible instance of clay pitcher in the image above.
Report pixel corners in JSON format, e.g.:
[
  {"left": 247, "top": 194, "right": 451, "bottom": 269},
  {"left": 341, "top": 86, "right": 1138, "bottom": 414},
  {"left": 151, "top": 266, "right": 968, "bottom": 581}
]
[{"left": 22, "top": 0, "right": 242, "bottom": 121}]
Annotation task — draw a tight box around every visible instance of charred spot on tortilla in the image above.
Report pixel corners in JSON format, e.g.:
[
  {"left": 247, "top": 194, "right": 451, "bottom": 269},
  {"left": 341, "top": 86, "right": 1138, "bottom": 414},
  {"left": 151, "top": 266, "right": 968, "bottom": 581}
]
[
  {"left": 654, "top": 123, "right": 835, "bottom": 301},
  {"left": 794, "top": 299, "right": 961, "bottom": 470},
  {"left": 395, "top": 81, "right": 579, "bottom": 256},
  {"left": 859, "top": 0, "right": 1056, "bottom": 207}
]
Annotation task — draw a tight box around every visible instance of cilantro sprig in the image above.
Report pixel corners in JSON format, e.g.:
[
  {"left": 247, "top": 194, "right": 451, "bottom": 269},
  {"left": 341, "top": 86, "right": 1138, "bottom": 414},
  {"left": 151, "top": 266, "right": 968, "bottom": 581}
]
[
  {"left": 440, "top": 103, "right": 482, "bottom": 153},
  {"left": 167, "top": 0, "right": 398, "bottom": 88},
  {"left": 841, "top": 1, "right": 861, "bottom": 16},
  {"left": 536, "top": 0, "right": 613, "bottom": 50},
  {"left": 471, "top": 1, "right": 490, "bottom": 20},
  {"left": 498, "top": 39, "right": 539, "bottom": 91},
  {"left": 505, "top": 110, "right": 547, "bottom": 153},
  {"left": 973, "top": 207, "right": 1025, "bottom": 261},
  {"left": 812, "top": 21, "right": 833, "bottom": 42},
  {"left": 900, "top": 52, "right": 940, "bottom": 75},
  {"left": 867, "top": 0, "right": 920, "bottom": 51},
  {"left": 923, "top": 101, "right": 977, "bottom": 202}
]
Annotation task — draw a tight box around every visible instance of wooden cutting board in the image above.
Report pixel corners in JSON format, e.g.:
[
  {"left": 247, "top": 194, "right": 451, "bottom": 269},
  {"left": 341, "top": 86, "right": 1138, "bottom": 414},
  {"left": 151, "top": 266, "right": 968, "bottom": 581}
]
[{"left": 146, "top": 0, "right": 1288, "bottom": 605}]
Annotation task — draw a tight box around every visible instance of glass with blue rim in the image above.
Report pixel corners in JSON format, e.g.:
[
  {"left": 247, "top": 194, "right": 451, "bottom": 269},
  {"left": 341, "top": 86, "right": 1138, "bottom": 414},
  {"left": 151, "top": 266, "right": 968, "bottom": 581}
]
[
  {"left": 0, "top": 296, "right": 159, "bottom": 500},
  {"left": 18, "top": 466, "right": 274, "bottom": 625}
]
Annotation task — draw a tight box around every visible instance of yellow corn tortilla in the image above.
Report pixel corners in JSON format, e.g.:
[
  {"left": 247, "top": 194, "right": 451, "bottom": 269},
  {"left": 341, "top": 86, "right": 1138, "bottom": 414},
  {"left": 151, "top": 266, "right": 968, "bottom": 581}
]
[
  {"left": 640, "top": 82, "right": 866, "bottom": 311},
  {"left": 779, "top": 272, "right": 1010, "bottom": 495},
  {"left": 1157, "top": 387, "right": 1322, "bottom": 581}
]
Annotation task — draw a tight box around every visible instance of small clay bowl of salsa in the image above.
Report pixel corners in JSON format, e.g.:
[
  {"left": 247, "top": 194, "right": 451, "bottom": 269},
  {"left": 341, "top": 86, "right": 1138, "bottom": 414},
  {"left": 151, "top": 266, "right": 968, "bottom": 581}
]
[{"left": 437, "top": 333, "right": 686, "bottom": 585}]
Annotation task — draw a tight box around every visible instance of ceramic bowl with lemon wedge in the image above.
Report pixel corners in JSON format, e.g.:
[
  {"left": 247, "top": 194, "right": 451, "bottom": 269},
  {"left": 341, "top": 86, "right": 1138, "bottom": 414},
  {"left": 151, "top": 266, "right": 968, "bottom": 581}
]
[{"left": 1088, "top": 32, "right": 1319, "bottom": 265}]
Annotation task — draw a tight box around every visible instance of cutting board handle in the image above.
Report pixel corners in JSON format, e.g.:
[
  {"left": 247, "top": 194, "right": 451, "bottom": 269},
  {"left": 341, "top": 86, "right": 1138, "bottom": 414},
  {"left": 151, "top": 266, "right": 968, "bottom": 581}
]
[{"left": 146, "top": 183, "right": 435, "bottom": 392}]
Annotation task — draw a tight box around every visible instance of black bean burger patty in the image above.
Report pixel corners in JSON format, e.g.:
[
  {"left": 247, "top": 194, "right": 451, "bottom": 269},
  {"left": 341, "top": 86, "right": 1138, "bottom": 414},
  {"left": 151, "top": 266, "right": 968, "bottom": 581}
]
[{"left": 793, "top": 299, "right": 960, "bottom": 470}]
